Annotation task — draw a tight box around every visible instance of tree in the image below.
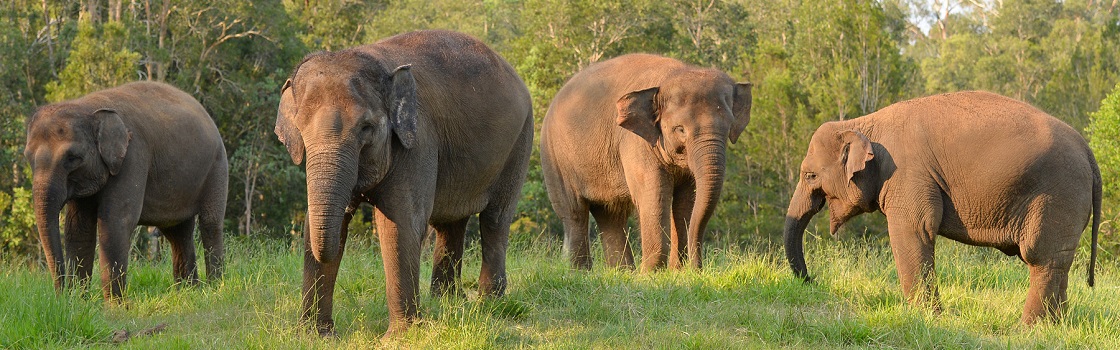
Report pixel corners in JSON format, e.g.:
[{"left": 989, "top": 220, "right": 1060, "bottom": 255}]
[{"left": 1087, "top": 81, "right": 1120, "bottom": 253}]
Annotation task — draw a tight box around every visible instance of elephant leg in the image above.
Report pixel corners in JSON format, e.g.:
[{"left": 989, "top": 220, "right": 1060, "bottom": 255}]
[
  {"left": 162, "top": 220, "right": 200, "bottom": 285},
  {"left": 478, "top": 107, "right": 532, "bottom": 295},
  {"left": 198, "top": 165, "right": 228, "bottom": 282},
  {"left": 64, "top": 200, "right": 98, "bottom": 288},
  {"left": 374, "top": 207, "right": 424, "bottom": 337},
  {"left": 1021, "top": 260, "right": 1072, "bottom": 325},
  {"left": 1018, "top": 200, "right": 1079, "bottom": 325},
  {"left": 558, "top": 197, "right": 592, "bottom": 270},
  {"left": 590, "top": 204, "right": 634, "bottom": 269},
  {"left": 884, "top": 201, "right": 942, "bottom": 313},
  {"left": 431, "top": 217, "right": 467, "bottom": 298},
  {"left": 479, "top": 207, "right": 515, "bottom": 297},
  {"left": 95, "top": 211, "right": 141, "bottom": 302},
  {"left": 628, "top": 174, "right": 671, "bottom": 273},
  {"left": 300, "top": 213, "right": 352, "bottom": 336},
  {"left": 669, "top": 182, "right": 695, "bottom": 270}
]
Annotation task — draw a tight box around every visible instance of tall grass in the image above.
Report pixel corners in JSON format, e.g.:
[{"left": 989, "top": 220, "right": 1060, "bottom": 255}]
[{"left": 1, "top": 234, "right": 1117, "bottom": 348}]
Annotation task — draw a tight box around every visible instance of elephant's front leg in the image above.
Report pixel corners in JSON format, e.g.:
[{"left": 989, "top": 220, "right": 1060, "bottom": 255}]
[
  {"left": 884, "top": 204, "right": 942, "bottom": 313},
  {"left": 95, "top": 208, "right": 141, "bottom": 302},
  {"left": 374, "top": 207, "right": 424, "bottom": 337},
  {"left": 627, "top": 170, "right": 672, "bottom": 273},
  {"left": 64, "top": 200, "right": 98, "bottom": 288},
  {"left": 300, "top": 213, "right": 352, "bottom": 336}
]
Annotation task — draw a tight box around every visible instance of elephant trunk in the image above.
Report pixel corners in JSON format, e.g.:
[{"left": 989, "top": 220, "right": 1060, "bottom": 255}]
[
  {"left": 32, "top": 170, "right": 68, "bottom": 290},
  {"left": 685, "top": 138, "right": 727, "bottom": 269},
  {"left": 784, "top": 180, "right": 823, "bottom": 282},
  {"left": 305, "top": 146, "right": 359, "bottom": 264}
]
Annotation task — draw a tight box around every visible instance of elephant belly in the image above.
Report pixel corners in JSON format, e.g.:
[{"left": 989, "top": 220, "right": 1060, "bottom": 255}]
[{"left": 137, "top": 160, "right": 216, "bottom": 227}]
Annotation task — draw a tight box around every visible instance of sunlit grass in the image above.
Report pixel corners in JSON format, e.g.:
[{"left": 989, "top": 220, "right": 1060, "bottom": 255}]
[{"left": 1, "top": 233, "right": 1117, "bottom": 348}]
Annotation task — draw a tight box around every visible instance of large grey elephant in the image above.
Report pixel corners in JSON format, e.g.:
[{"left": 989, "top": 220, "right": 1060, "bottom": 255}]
[
  {"left": 783, "top": 91, "right": 1100, "bottom": 324},
  {"left": 541, "top": 54, "right": 752, "bottom": 272},
  {"left": 24, "top": 81, "right": 227, "bottom": 301},
  {"left": 275, "top": 30, "right": 533, "bottom": 337}
]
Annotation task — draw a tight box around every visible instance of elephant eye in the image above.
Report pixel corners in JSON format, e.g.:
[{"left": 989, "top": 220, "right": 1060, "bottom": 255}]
[
  {"left": 805, "top": 172, "right": 817, "bottom": 181},
  {"left": 66, "top": 154, "right": 82, "bottom": 165}
]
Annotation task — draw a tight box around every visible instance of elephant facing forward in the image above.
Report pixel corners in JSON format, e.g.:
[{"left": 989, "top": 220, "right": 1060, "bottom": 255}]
[
  {"left": 24, "top": 81, "right": 228, "bottom": 301},
  {"left": 275, "top": 30, "right": 533, "bottom": 337},
  {"left": 783, "top": 91, "right": 1100, "bottom": 324},
  {"left": 541, "top": 54, "right": 752, "bottom": 272}
]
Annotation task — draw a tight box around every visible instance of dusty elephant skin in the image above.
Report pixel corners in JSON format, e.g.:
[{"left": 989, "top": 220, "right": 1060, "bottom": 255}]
[
  {"left": 783, "top": 91, "right": 1101, "bottom": 325},
  {"left": 24, "top": 81, "right": 228, "bottom": 302},
  {"left": 541, "top": 54, "right": 752, "bottom": 272},
  {"left": 275, "top": 30, "right": 533, "bottom": 337}
]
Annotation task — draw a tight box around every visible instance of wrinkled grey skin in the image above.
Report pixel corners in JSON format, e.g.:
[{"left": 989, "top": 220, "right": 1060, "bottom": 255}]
[
  {"left": 783, "top": 91, "right": 1100, "bottom": 325},
  {"left": 24, "top": 81, "right": 228, "bottom": 302},
  {"left": 541, "top": 54, "right": 752, "bottom": 272},
  {"left": 275, "top": 30, "right": 533, "bottom": 337}
]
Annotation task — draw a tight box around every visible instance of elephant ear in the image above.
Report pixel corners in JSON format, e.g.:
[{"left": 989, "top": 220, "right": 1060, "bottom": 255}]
[
  {"left": 94, "top": 108, "right": 130, "bottom": 176},
  {"left": 275, "top": 79, "right": 305, "bottom": 165},
  {"left": 616, "top": 87, "right": 660, "bottom": 145},
  {"left": 729, "top": 82, "right": 753, "bottom": 144},
  {"left": 839, "top": 130, "right": 874, "bottom": 181},
  {"left": 389, "top": 64, "right": 418, "bottom": 149}
]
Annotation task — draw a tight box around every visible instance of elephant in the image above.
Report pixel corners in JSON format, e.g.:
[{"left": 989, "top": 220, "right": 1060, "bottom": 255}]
[
  {"left": 541, "top": 53, "right": 752, "bottom": 272},
  {"left": 24, "top": 81, "right": 228, "bottom": 302},
  {"left": 783, "top": 91, "right": 1100, "bottom": 325},
  {"left": 274, "top": 30, "right": 533, "bottom": 337}
]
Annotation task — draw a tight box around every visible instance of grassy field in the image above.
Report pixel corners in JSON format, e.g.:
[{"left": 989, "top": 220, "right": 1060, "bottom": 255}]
[{"left": 1, "top": 233, "right": 1117, "bottom": 349}]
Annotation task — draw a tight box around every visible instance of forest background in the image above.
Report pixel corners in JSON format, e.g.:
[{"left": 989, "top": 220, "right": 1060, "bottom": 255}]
[{"left": 1, "top": 0, "right": 1119, "bottom": 263}]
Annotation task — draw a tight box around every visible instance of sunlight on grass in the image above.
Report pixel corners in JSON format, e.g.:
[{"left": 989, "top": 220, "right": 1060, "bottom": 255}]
[{"left": 1, "top": 234, "right": 1117, "bottom": 348}]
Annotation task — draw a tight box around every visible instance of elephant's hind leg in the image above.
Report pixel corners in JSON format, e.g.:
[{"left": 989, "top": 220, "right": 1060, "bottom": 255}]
[
  {"left": 1018, "top": 196, "right": 1081, "bottom": 325},
  {"left": 198, "top": 160, "right": 228, "bottom": 281},
  {"left": 558, "top": 199, "right": 592, "bottom": 270},
  {"left": 669, "top": 183, "right": 696, "bottom": 270},
  {"left": 590, "top": 204, "right": 634, "bottom": 269},
  {"left": 64, "top": 200, "right": 98, "bottom": 287},
  {"left": 1021, "top": 260, "right": 1072, "bottom": 325},
  {"left": 431, "top": 217, "right": 468, "bottom": 298},
  {"left": 162, "top": 220, "right": 200, "bottom": 285}
]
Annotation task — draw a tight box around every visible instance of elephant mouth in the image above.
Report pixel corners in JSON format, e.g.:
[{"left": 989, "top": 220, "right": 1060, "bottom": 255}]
[{"left": 827, "top": 199, "right": 860, "bottom": 236}]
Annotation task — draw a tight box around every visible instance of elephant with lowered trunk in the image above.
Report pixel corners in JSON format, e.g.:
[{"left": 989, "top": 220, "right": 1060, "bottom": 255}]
[
  {"left": 783, "top": 91, "right": 1100, "bottom": 325},
  {"left": 24, "top": 81, "right": 228, "bottom": 301},
  {"left": 541, "top": 54, "right": 752, "bottom": 272},
  {"left": 275, "top": 30, "right": 533, "bottom": 337}
]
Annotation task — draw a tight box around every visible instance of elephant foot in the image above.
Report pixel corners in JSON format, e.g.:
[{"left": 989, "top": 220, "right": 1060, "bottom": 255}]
[
  {"left": 314, "top": 321, "right": 336, "bottom": 338},
  {"left": 570, "top": 256, "right": 592, "bottom": 271},
  {"left": 382, "top": 321, "right": 412, "bottom": 339},
  {"left": 431, "top": 284, "right": 465, "bottom": 299}
]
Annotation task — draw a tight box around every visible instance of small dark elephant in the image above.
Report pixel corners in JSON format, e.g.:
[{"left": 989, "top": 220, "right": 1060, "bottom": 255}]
[
  {"left": 783, "top": 91, "right": 1100, "bottom": 325},
  {"left": 24, "top": 81, "right": 228, "bottom": 301},
  {"left": 275, "top": 30, "right": 533, "bottom": 337},
  {"left": 541, "top": 53, "right": 752, "bottom": 272}
]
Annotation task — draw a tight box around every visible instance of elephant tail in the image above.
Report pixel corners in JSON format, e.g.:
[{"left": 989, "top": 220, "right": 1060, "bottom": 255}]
[{"left": 1089, "top": 151, "right": 1101, "bottom": 288}]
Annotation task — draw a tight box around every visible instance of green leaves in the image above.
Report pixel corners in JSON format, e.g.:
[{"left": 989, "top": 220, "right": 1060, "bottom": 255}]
[{"left": 45, "top": 21, "right": 141, "bottom": 103}]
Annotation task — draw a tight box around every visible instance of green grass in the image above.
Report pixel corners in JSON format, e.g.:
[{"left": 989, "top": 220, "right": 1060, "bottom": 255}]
[{"left": 1, "top": 234, "right": 1117, "bottom": 349}]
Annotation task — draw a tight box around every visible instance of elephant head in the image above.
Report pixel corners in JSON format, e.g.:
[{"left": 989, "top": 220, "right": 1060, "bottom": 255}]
[
  {"left": 783, "top": 123, "right": 880, "bottom": 281},
  {"left": 275, "top": 51, "right": 417, "bottom": 264},
  {"left": 24, "top": 106, "right": 130, "bottom": 288},
  {"left": 615, "top": 71, "right": 752, "bottom": 264}
]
